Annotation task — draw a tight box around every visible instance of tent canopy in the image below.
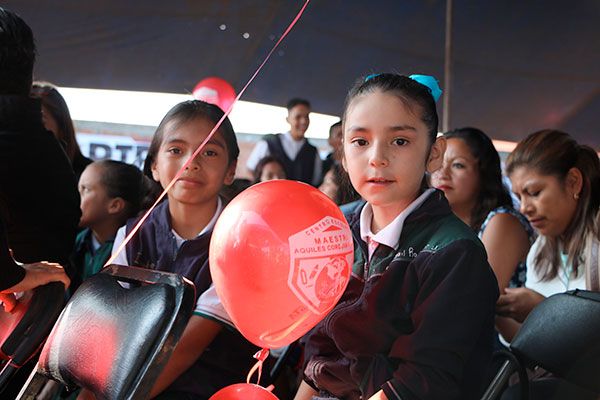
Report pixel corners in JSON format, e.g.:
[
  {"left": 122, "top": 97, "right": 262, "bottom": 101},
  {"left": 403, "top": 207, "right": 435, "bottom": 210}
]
[{"left": 5, "top": 0, "right": 600, "bottom": 147}]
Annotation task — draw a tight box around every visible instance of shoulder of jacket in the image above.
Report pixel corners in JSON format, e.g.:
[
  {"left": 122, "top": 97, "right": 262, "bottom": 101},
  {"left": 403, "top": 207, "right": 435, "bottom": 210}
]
[{"left": 409, "top": 213, "right": 483, "bottom": 254}]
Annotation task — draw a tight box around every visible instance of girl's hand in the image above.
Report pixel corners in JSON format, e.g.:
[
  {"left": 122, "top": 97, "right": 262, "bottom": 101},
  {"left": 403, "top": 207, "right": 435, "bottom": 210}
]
[
  {"left": 368, "top": 389, "right": 388, "bottom": 400},
  {"left": 2, "top": 262, "right": 70, "bottom": 293},
  {"left": 496, "top": 287, "right": 545, "bottom": 322}
]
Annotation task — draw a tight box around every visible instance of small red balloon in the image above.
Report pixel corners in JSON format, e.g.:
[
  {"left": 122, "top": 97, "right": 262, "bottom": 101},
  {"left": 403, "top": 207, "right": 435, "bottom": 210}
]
[
  {"left": 192, "top": 77, "right": 236, "bottom": 112},
  {"left": 209, "top": 383, "right": 278, "bottom": 400},
  {"left": 210, "top": 180, "right": 353, "bottom": 349}
]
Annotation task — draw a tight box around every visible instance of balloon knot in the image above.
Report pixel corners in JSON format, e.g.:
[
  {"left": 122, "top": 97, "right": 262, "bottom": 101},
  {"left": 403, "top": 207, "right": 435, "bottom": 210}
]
[
  {"left": 254, "top": 348, "right": 270, "bottom": 362},
  {"left": 246, "top": 348, "right": 270, "bottom": 384}
]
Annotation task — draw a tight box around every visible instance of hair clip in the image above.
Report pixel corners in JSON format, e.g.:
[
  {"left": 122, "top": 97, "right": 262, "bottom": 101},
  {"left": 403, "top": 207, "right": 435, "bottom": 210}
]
[
  {"left": 409, "top": 74, "right": 443, "bottom": 102},
  {"left": 364, "top": 73, "right": 381, "bottom": 82}
]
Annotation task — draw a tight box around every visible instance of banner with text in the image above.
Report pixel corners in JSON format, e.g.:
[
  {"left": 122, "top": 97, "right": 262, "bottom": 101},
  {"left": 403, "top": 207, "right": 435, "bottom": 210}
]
[{"left": 77, "top": 133, "right": 149, "bottom": 169}]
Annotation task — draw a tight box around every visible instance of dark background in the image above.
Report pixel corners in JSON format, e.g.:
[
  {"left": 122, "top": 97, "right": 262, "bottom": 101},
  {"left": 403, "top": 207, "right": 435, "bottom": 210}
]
[{"left": 5, "top": 1, "right": 599, "bottom": 147}]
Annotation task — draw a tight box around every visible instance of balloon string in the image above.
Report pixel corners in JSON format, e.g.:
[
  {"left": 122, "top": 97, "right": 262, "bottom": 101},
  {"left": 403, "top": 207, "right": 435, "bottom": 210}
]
[
  {"left": 247, "top": 348, "right": 270, "bottom": 384},
  {"left": 105, "top": 0, "right": 311, "bottom": 267}
]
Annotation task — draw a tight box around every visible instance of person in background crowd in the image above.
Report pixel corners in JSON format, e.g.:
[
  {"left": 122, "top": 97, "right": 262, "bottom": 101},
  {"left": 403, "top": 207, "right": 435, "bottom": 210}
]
[
  {"left": 497, "top": 129, "right": 600, "bottom": 400},
  {"left": 220, "top": 178, "right": 252, "bottom": 202},
  {"left": 319, "top": 163, "right": 360, "bottom": 206},
  {"left": 431, "top": 128, "right": 532, "bottom": 288},
  {"left": 31, "top": 81, "right": 92, "bottom": 179},
  {"left": 0, "top": 7, "right": 78, "bottom": 297},
  {"left": 71, "top": 160, "right": 144, "bottom": 290},
  {"left": 246, "top": 98, "right": 322, "bottom": 186},
  {"left": 430, "top": 127, "right": 533, "bottom": 342},
  {"left": 0, "top": 8, "right": 80, "bottom": 399},
  {"left": 322, "top": 120, "right": 343, "bottom": 176},
  {"left": 252, "top": 155, "right": 287, "bottom": 183}
]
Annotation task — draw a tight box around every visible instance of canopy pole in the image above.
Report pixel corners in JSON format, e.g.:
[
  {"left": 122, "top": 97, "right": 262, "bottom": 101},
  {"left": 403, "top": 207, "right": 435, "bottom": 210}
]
[{"left": 442, "top": 0, "right": 453, "bottom": 132}]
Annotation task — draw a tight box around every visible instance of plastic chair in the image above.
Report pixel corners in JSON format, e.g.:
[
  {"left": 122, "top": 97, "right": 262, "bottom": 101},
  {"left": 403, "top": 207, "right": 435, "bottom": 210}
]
[
  {"left": 16, "top": 264, "right": 195, "bottom": 400},
  {"left": 0, "top": 281, "right": 66, "bottom": 393},
  {"left": 481, "top": 289, "right": 600, "bottom": 400}
]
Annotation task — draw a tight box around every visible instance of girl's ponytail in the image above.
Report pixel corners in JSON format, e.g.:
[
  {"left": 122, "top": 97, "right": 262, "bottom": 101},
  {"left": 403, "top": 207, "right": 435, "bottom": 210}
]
[{"left": 576, "top": 144, "right": 600, "bottom": 216}]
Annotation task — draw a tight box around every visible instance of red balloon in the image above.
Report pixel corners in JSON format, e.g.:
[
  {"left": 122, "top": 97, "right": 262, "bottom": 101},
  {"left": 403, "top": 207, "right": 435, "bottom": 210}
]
[
  {"left": 210, "top": 180, "right": 353, "bottom": 349},
  {"left": 209, "top": 383, "right": 278, "bottom": 400},
  {"left": 192, "top": 77, "right": 236, "bottom": 112}
]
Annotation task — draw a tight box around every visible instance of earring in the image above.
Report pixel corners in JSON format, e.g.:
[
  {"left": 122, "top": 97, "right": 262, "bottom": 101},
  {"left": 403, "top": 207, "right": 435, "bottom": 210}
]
[{"left": 574, "top": 192, "right": 580, "bottom": 200}]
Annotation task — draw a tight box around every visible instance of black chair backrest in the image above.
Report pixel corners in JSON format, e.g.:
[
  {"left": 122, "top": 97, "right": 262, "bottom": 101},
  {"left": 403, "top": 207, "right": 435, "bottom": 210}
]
[
  {"left": 1, "top": 281, "right": 65, "bottom": 395},
  {"left": 37, "top": 264, "right": 195, "bottom": 400},
  {"left": 1, "top": 282, "right": 65, "bottom": 367},
  {"left": 510, "top": 289, "right": 600, "bottom": 393}
]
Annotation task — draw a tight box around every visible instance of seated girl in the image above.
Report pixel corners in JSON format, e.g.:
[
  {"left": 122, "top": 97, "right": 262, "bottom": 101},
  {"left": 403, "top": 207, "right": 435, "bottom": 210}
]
[
  {"left": 79, "top": 100, "right": 262, "bottom": 400},
  {"left": 295, "top": 73, "right": 499, "bottom": 400},
  {"left": 72, "top": 160, "right": 144, "bottom": 290}
]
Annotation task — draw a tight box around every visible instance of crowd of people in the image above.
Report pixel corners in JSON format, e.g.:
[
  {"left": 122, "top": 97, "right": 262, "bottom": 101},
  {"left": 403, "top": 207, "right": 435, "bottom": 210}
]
[{"left": 1, "top": 6, "right": 599, "bottom": 400}]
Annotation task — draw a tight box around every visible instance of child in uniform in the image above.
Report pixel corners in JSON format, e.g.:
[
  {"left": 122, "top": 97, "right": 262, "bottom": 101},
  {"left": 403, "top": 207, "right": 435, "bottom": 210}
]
[
  {"left": 80, "top": 100, "right": 261, "bottom": 400},
  {"left": 295, "top": 74, "right": 499, "bottom": 400},
  {"left": 71, "top": 160, "right": 144, "bottom": 290}
]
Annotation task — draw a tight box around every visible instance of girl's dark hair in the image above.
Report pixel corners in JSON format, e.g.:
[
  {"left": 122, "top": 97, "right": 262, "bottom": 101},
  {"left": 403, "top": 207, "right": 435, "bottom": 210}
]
[
  {"left": 95, "top": 160, "right": 144, "bottom": 222},
  {"left": 30, "top": 81, "right": 84, "bottom": 162},
  {"left": 220, "top": 178, "right": 252, "bottom": 203},
  {"left": 252, "top": 156, "right": 286, "bottom": 184},
  {"left": 0, "top": 7, "right": 35, "bottom": 95},
  {"left": 142, "top": 100, "right": 239, "bottom": 201},
  {"left": 286, "top": 98, "right": 310, "bottom": 111},
  {"left": 342, "top": 73, "right": 439, "bottom": 143},
  {"left": 324, "top": 163, "right": 361, "bottom": 206},
  {"left": 506, "top": 129, "right": 600, "bottom": 281},
  {"left": 444, "top": 127, "right": 513, "bottom": 230}
]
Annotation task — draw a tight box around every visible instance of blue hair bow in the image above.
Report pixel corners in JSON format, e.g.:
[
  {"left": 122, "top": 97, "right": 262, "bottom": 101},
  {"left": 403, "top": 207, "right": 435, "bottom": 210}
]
[
  {"left": 364, "top": 73, "right": 442, "bottom": 102},
  {"left": 409, "top": 74, "right": 443, "bottom": 102},
  {"left": 364, "top": 73, "right": 381, "bottom": 82}
]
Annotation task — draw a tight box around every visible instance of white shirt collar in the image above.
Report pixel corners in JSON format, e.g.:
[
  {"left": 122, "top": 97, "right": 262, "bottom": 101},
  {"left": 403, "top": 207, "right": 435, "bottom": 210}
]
[
  {"left": 90, "top": 233, "right": 102, "bottom": 252},
  {"left": 172, "top": 197, "right": 223, "bottom": 248},
  {"left": 282, "top": 131, "right": 306, "bottom": 145},
  {"left": 360, "top": 189, "right": 435, "bottom": 259}
]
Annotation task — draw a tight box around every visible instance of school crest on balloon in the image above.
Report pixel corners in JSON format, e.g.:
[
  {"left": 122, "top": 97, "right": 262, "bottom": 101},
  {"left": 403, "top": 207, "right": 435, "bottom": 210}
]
[{"left": 209, "top": 180, "right": 353, "bottom": 349}]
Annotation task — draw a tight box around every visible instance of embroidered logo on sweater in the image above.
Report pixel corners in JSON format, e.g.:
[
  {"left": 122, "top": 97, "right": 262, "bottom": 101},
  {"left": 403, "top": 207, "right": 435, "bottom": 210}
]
[{"left": 288, "top": 216, "right": 353, "bottom": 314}]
